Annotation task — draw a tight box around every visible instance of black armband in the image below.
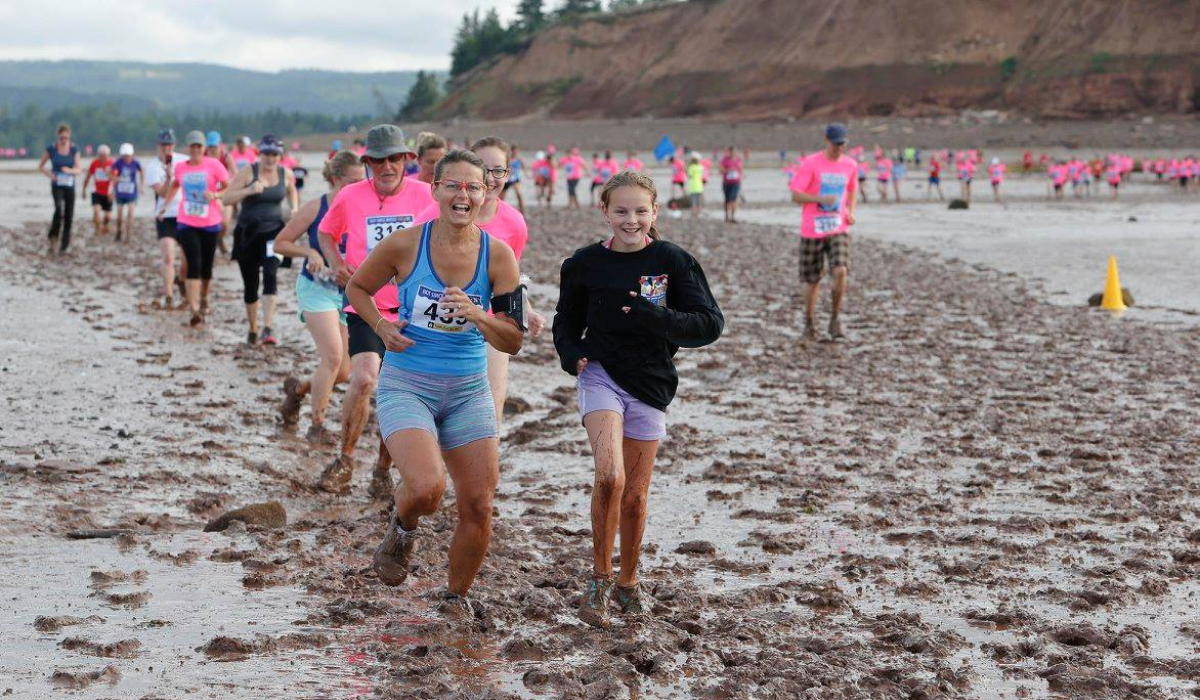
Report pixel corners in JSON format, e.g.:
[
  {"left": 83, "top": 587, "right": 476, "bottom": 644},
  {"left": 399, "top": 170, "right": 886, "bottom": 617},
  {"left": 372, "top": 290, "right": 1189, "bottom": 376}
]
[{"left": 491, "top": 285, "right": 528, "bottom": 332}]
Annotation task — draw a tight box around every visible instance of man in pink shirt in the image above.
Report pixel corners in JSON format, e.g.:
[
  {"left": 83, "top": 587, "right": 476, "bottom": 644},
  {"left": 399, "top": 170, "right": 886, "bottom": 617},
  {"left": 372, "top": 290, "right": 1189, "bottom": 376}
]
[
  {"left": 316, "top": 124, "right": 434, "bottom": 497},
  {"left": 790, "top": 123, "right": 858, "bottom": 341}
]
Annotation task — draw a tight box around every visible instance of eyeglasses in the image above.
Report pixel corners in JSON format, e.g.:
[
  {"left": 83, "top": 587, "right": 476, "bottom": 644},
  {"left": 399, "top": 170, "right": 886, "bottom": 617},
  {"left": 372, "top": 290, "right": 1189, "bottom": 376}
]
[
  {"left": 483, "top": 167, "right": 509, "bottom": 180},
  {"left": 436, "top": 179, "right": 487, "bottom": 195},
  {"left": 365, "top": 153, "right": 409, "bottom": 165}
]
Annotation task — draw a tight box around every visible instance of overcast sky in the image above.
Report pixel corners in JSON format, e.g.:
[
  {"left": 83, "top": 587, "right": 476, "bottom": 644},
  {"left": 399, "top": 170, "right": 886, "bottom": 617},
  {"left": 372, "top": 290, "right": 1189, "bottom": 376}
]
[{"left": 0, "top": 0, "right": 522, "bottom": 72}]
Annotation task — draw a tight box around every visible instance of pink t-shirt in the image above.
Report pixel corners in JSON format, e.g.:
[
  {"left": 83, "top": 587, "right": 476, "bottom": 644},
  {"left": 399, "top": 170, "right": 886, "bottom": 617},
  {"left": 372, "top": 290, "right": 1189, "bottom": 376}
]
[
  {"left": 229, "top": 148, "right": 257, "bottom": 173},
  {"left": 789, "top": 153, "right": 858, "bottom": 239},
  {"left": 319, "top": 177, "right": 434, "bottom": 320},
  {"left": 560, "top": 155, "right": 585, "bottom": 180},
  {"left": 622, "top": 158, "right": 643, "bottom": 172},
  {"left": 175, "top": 157, "right": 230, "bottom": 228},
  {"left": 720, "top": 156, "right": 743, "bottom": 183},
  {"left": 671, "top": 160, "right": 686, "bottom": 184},
  {"left": 876, "top": 158, "right": 893, "bottom": 182},
  {"left": 415, "top": 199, "right": 528, "bottom": 262},
  {"left": 989, "top": 163, "right": 1007, "bottom": 182}
]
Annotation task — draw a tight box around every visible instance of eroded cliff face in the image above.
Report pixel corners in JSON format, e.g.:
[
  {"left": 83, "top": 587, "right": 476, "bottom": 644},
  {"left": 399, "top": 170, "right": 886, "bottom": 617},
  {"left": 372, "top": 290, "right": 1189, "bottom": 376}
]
[{"left": 437, "top": 0, "right": 1200, "bottom": 120}]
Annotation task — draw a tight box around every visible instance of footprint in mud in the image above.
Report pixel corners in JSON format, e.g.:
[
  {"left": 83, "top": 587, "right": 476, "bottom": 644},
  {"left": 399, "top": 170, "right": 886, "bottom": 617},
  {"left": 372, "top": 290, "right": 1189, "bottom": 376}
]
[
  {"left": 59, "top": 637, "right": 142, "bottom": 658},
  {"left": 49, "top": 665, "right": 120, "bottom": 689},
  {"left": 89, "top": 569, "right": 148, "bottom": 587},
  {"left": 94, "top": 591, "right": 152, "bottom": 608},
  {"left": 33, "top": 615, "right": 106, "bottom": 633}
]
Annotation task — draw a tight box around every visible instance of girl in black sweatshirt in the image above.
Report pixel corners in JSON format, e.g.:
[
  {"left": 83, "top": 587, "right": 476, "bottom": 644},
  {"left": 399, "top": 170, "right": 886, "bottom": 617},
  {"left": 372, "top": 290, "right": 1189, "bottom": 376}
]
[{"left": 553, "top": 171, "right": 723, "bottom": 627}]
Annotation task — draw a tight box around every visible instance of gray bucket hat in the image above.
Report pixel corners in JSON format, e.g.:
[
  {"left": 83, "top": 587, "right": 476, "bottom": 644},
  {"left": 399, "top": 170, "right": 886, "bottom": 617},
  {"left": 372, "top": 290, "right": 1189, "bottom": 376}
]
[{"left": 363, "top": 124, "right": 416, "bottom": 159}]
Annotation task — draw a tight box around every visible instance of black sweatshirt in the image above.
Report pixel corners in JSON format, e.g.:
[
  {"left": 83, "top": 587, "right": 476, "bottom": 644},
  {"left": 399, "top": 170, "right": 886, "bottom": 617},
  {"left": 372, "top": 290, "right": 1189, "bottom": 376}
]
[{"left": 553, "top": 238, "right": 724, "bottom": 411}]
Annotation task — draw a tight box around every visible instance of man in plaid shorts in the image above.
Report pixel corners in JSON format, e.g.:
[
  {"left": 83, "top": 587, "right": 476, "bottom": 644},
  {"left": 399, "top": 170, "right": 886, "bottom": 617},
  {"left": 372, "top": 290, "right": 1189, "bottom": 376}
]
[{"left": 789, "top": 123, "right": 858, "bottom": 341}]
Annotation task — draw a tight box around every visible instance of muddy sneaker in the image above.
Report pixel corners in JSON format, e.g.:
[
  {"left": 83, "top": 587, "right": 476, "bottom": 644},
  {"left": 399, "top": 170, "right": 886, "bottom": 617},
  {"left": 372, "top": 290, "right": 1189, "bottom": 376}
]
[
  {"left": 317, "top": 454, "right": 355, "bottom": 494},
  {"left": 828, "top": 316, "right": 845, "bottom": 341},
  {"left": 803, "top": 316, "right": 818, "bottom": 342},
  {"left": 188, "top": 310, "right": 204, "bottom": 327},
  {"left": 261, "top": 327, "right": 277, "bottom": 346},
  {"left": 613, "top": 582, "right": 648, "bottom": 617},
  {"left": 247, "top": 331, "right": 258, "bottom": 346},
  {"left": 434, "top": 590, "right": 475, "bottom": 619},
  {"left": 372, "top": 513, "right": 417, "bottom": 586},
  {"left": 578, "top": 576, "right": 615, "bottom": 628},
  {"left": 280, "top": 376, "right": 305, "bottom": 426},
  {"left": 305, "top": 424, "right": 337, "bottom": 445},
  {"left": 367, "top": 461, "right": 394, "bottom": 501}
]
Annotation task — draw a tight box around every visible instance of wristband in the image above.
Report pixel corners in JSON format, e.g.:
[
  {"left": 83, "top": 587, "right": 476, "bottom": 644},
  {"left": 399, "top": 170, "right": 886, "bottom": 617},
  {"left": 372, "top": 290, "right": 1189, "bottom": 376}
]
[{"left": 374, "top": 317, "right": 387, "bottom": 335}]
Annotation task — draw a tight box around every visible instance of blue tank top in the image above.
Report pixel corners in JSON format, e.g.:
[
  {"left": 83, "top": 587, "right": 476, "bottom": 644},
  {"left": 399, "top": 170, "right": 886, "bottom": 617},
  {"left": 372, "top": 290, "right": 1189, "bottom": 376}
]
[
  {"left": 301, "top": 194, "right": 330, "bottom": 282},
  {"left": 385, "top": 221, "right": 492, "bottom": 376},
  {"left": 46, "top": 144, "right": 79, "bottom": 188}
]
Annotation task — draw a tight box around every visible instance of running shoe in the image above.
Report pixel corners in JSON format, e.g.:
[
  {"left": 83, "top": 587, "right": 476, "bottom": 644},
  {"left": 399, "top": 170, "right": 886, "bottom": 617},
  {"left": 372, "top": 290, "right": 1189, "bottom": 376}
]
[
  {"left": 189, "top": 310, "right": 204, "bottom": 327},
  {"left": 262, "top": 327, "right": 277, "bottom": 345},
  {"left": 247, "top": 331, "right": 258, "bottom": 346},
  {"left": 613, "top": 582, "right": 648, "bottom": 617},
  {"left": 305, "top": 424, "right": 337, "bottom": 445},
  {"left": 317, "top": 454, "right": 356, "bottom": 494},
  {"left": 803, "top": 316, "right": 818, "bottom": 342},
  {"left": 372, "top": 513, "right": 417, "bottom": 586},
  {"left": 367, "top": 461, "right": 394, "bottom": 501},
  {"left": 280, "top": 377, "right": 304, "bottom": 425},
  {"left": 829, "top": 316, "right": 845, "bottom": 340},
  {"left": 578, "top": 576, "right": 615, "bottom": 628}
]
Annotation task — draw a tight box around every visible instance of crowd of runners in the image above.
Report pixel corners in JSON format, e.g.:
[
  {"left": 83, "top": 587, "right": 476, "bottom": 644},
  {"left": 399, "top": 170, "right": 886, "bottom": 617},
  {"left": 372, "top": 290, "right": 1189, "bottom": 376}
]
[{"left": 31, "top": 117, "right": 1193, "bottom": 625}]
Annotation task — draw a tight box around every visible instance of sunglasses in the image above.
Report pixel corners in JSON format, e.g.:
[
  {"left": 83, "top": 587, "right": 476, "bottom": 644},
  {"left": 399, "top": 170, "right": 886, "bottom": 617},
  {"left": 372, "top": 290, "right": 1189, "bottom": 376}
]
[
  {"left": 436, "top": 179, "right": 487, "bottom": 195},
  {"left": 365, "top": 153, "right": 409, "bottom": 165}
]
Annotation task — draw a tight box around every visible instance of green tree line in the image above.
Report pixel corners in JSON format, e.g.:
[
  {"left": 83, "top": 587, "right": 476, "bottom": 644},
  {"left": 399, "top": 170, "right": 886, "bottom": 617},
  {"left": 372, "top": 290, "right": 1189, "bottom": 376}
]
[{"left": 0, "top": 101, "right": 371, "bottom": 153}]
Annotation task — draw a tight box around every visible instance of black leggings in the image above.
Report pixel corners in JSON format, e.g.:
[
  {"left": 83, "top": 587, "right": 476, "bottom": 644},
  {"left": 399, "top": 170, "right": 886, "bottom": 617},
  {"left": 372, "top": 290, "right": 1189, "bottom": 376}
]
[
  {"left": 177, "top": 225, "right": 219, "bottom": 280},
  {"left": 236, "top": 226, "right": 281, "bottom": 304},
  {"left": 49, "top": 186, "right": 75, "bottom": 250}
]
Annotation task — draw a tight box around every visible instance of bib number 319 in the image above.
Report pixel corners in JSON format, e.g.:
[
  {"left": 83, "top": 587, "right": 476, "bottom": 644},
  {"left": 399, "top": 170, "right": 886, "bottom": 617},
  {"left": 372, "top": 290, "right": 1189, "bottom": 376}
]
[{"left": 365, "top": 215, "right": 414, "bottom": 253}]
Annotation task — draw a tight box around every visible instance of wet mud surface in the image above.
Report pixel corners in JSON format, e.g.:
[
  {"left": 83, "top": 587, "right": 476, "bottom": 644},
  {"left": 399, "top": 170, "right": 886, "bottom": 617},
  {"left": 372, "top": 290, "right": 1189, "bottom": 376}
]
[{"left": 2, "top": 204, "right": 1199, "bottom": 699}]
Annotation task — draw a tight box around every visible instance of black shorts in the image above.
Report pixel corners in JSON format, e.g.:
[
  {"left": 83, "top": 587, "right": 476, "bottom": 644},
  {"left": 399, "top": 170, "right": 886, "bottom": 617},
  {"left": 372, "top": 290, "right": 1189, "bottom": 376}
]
[
  {"left": 800, "top": 234, "right": 850, "bottom": 284},
  {"left": 722, "top": 182, "right": 741, "bottom": 203},
  {"left": 347, "top": 312, "right": 386, "bottom": 358},
  {"left": 155, "top": 218, "right": 178, "bottom": 240},
  {"left": 567, "top": 178, "right": 580, "bottom": 197},
  {"left": 91, "top": 193, "right": 112, "bottom": 212}
]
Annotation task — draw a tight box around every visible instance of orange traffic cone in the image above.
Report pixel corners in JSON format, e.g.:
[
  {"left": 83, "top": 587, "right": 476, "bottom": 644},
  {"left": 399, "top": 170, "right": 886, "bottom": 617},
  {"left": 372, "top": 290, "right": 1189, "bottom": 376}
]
[{"left": 1100, "top": 256, "right": 1127, "bottom": 311}]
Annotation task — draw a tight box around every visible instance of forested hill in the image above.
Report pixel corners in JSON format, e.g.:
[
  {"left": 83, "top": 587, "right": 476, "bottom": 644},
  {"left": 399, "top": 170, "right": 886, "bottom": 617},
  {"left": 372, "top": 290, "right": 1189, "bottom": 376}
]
[{"left": 0, "top": 60, "right": 429, "bottom": 116}]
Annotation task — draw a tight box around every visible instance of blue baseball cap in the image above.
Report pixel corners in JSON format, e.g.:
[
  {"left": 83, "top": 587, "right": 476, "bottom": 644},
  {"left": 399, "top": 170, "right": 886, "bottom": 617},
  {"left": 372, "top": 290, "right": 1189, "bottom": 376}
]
[
  {"left": 157, "top": 128, "right": 176, "bottom": 145},
  {"left": 332, "top": 139, "right": 342, "bottom": 150},
  {"left": 825, "top": 123, "right": 848, "bottom": 145},
  {"left": 258, "top": 134, "right": 284, "bottom": 155},
  {"left": 206, "top": 131, "right": 221, "bottom": 147}
]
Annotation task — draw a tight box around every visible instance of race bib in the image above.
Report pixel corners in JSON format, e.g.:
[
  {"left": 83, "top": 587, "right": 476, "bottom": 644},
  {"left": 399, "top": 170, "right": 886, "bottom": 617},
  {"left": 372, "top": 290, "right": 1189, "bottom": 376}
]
[
  {"left": 55, "top": 172, "right": 75, "bottom": 187},
  {"left": 95, "top": 170, "right": 110, "bottom": 182},
  {"left": 815, "top": 214, "right": 842, "bottom": 235},
  {"left": 639, "top": 274, "right": 668, "bottom": 308},
  {"left": 726, "top": 170, "right": 741, "bottom": 181},
  {"left": 364, "top": 214, "right": 414, "bottom": 253},
  {"left": 414, "top": 284, "right": 480, "bottom": 334},
  {"left": 116, "top": 179, "right": 136, "bottom": 195}
]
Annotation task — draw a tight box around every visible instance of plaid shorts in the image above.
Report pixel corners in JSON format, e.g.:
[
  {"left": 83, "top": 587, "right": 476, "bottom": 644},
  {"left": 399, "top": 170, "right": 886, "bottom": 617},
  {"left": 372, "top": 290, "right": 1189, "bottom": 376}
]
[{"left": 799, "top": 234, "right": 850, "bottom": 284}]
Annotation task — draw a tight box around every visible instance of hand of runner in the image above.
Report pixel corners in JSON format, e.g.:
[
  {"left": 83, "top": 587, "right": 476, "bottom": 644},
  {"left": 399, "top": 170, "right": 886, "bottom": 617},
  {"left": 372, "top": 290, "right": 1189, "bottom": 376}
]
[
  {"left": 250, "top": 180, "right": 265, "bottom": 195},
  {"left": 204, "top": 190, "right": 217, "bottom": 202},
  {"left": 575, "top": 357, "right": 588, "bottom": 374},
  {"left": 528, "top": 310, "right": 546, "bottom": 337},
  {"left": 377, "top": 320, "right": 415, "bottom": 353},
  {"left": 440, "top": 287, "right": 482, "bottom": 323},
  {"left": 621, "top": 290, "right": 651, "bottom": 314},
  {"left": 305, "top": 250, "right": 325, "bottom": 274},
  {"left": 845, "top": 211, "right": 856, "bottom": 225},
  {"left": 334, "top": 262, "right": 356, "bottom": 287},
  {"left": 819, "top": 195, "right": 838, "bottom": 206}
]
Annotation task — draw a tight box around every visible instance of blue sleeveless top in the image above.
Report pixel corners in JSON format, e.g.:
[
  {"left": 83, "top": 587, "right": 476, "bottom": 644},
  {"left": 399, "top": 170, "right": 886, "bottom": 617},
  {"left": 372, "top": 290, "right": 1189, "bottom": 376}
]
[
  {"left": 301, "top": 194, "right": 330, "bottom": 282},
  {"left": 385, "top": 221, "right": 492, "bottom": 376}
]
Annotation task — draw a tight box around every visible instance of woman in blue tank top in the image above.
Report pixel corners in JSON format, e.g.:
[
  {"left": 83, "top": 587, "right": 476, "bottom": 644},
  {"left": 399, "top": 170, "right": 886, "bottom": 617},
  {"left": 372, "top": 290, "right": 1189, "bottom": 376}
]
[
  {"left": 345, "top": 149, "right": 523, "bottom": 601},
  {"left": 272, "top": 151, "right": 364, "bottom": 444},
  {"left": 37, "top": 122, "right": 81, "bottom": 256}
]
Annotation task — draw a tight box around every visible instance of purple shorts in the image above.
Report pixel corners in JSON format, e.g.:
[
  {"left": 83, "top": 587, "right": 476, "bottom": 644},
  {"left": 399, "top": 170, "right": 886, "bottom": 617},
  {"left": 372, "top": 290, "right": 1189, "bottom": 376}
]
[{"left": 577, "top": 362, "right": 666, "bottom": 441}]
